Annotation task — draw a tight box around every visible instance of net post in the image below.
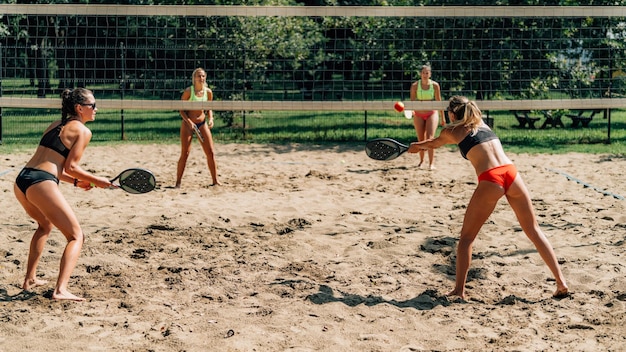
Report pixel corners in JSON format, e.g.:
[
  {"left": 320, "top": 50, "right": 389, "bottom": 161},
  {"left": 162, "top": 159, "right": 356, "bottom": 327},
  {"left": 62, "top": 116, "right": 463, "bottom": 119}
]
[
  {"left": 0, "top": 43, "right": 3, "bottom": 145},
  {"left": 606, "top": 108, "right": 611, "bottom": 144},
  {"left": 119, "top": 42, "right": 126, "bottom": 141},
  {"left": 242, "top": 47, "right": 247, "bottom": 140},
  {"left": 364, "top": 110, "right": 368, "bottom": 141}
]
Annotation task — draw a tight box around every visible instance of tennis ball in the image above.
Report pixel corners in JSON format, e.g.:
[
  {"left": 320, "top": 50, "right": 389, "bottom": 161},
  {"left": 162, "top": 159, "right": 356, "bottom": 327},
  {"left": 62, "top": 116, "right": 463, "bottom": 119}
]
[{"left": 394, "top": 101, "right": 405, "bottom": 112}]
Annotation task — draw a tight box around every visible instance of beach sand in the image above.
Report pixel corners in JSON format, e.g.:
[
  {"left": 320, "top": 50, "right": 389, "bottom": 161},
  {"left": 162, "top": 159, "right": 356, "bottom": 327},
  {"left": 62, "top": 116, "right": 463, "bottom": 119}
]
[{"left": 1, "top": 142, "right": 625, "bottom": 351}]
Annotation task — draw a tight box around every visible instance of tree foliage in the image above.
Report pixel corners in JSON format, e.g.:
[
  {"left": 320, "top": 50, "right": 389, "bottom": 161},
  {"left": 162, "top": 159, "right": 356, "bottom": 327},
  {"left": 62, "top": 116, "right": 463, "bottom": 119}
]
[{"left": 1, "top": 1, "right": 625, "bottom": 100}]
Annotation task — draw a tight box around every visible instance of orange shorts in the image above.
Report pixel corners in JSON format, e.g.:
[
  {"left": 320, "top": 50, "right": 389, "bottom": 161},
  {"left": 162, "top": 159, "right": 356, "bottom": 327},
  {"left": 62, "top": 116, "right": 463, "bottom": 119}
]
[{"left": 478, "top": 164, "right": 518, "bottom": 192}]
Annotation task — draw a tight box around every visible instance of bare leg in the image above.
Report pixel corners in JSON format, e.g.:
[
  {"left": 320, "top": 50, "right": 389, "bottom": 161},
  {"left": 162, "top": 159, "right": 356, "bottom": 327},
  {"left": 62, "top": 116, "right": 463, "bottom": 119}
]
[
  {"left": 506, "top": 177, "right": 568, "bottom": 297},
  {"left": 53, "top": 235, "right": 85, "bottom": 301},
  {"left": 424, "top": 113, "right": 439, "bottom": 169},
  {"left": 23, "top": 225, "right": 52, "bottom": 290},
  {"left": 20, "top": 182, "right": 86, "bottom": 301},
  {"left": 176, "top": 123, "right": 193, "bottom": 188},
  {"left": 199, "top": 124, "right": 221, "bottom": 185},
  {"left": 413, "top": 116, "right": 426, "bottom": 167},
  {"left": 14, "top": 183, "right": 52, "bottom": 290},
  {"left": 448, "top": 181, "right": 503, "bottom": 300}
]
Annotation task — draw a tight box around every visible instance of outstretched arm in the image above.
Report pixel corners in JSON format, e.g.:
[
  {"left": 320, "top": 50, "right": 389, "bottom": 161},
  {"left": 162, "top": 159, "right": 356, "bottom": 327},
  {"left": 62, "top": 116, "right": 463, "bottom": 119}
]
[
  {"left": 63, "top": 125, "right": 111, "bottom": 189},
  {"left": 408, "top": 128, "right": 455, "bottom": 153}
]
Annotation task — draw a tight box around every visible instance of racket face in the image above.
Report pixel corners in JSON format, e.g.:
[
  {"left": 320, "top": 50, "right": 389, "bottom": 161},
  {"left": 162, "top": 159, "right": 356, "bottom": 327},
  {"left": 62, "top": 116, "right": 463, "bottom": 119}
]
[
  {"left": 403, "top": 110, "right": 413, "bottom": 119},
  {"left": 117, "top": 168, "right": 156, "bottom": 194},
  {"left": 365, "top": 138, "right": 407, "bottom": 161}
]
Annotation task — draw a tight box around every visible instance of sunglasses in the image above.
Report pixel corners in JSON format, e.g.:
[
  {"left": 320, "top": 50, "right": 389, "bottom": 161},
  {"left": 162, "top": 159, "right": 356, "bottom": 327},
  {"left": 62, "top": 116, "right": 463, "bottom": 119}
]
[{"left": 81, "top": 103, "right": 97, "bottom": 109}]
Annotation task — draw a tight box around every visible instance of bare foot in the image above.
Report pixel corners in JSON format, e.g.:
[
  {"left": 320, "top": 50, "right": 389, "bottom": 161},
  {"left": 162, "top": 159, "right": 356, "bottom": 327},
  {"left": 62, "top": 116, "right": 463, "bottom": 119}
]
[
  {"left": 553, "top": 286, "right": 569, "bottom": 298},
  {"left": 447, "top": 287, "right": 466, "bottom": 300},
  {"left": 52, "top": 289, "right": 85, "bottom": 302},
  {"left": 418, "top": 160, "right": 424, "bottom": 168},
  {"left": 429, "top": 164, "right": 436, "bottom": 170},
  {"left": 211, "top": 181, "right": 222, "bottom": 186},
  {"left": 23, "top": 278, "right": 48, "bottom": 291}
]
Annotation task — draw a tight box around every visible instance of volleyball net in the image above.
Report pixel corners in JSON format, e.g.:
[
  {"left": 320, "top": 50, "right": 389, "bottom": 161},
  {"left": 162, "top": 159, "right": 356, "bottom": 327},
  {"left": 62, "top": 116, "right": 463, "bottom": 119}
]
[{"left": 1, "top": 5, "right": 626, "bottom": 143}]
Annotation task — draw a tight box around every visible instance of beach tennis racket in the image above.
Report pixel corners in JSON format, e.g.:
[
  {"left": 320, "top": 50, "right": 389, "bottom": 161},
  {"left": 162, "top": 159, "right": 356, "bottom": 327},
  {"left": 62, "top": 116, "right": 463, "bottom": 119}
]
[
  {"left": 110, "top": 168, "right": 156, "bottom": 194},
  {"left": 192, "top": 123, "right": 205, "bottom": 142},
  {"left": 365, "top": 138, "right": 409, "bottom": 161},
  {"left": 403, "top": 110, "right": 414, "bottom": 119}
]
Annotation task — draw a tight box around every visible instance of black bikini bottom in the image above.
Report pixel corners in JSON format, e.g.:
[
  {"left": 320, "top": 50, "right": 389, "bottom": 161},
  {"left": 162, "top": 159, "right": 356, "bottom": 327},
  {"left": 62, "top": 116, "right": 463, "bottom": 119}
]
[{"left": 15, "top": 167, "right": 59, "bottom": 194}]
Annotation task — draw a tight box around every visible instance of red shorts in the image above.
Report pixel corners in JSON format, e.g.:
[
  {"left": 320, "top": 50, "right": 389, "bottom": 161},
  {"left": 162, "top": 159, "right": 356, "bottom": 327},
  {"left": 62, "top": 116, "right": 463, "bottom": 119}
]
[
  {"left": 413, "top": 110, "right": 436, "bottom": 121},
  {"left": 478, "top": 164, "right": 518, "bottom": 192}
]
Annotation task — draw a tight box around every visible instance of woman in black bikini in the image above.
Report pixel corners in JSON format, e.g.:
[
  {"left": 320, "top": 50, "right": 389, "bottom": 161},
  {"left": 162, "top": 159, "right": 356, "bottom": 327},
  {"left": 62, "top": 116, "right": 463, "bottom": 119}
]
[
  {"left": 408, "top": 95, "right": 568, "bottom": 300},
  {"left": 14, "top": 88, "right": 113, "bottom": 301}
]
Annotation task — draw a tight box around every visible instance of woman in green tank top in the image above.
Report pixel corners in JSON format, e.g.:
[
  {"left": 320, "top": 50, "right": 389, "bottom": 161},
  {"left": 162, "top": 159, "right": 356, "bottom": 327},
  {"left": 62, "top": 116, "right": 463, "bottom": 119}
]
[
  {"left": 409, "top": 64, "right": 444, "bottom": 170},
  {"left": 176, "top": 68, "right": 221, "bottom": 187}
]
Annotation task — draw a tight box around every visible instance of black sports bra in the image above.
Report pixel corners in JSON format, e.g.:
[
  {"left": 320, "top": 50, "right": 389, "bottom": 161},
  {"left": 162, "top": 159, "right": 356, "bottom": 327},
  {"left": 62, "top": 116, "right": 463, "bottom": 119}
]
[
  {"left": 457, "top": 126, "right": 498, "bottom": 159},
  {"left": 39, "top": 119, "right": 73, "bottom": 158}
]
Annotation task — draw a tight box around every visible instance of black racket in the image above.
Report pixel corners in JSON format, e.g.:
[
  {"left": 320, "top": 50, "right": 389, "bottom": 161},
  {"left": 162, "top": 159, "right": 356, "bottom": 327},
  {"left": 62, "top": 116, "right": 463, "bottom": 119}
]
[
  {"left": 110, "top": 168, "right": 157, "bottom": 194},
  {"left": 365, "top": 138, "right": 409, "bottom": 161},
  {"left": 192, "top": 123, "right": 205, "bottom": 142}
]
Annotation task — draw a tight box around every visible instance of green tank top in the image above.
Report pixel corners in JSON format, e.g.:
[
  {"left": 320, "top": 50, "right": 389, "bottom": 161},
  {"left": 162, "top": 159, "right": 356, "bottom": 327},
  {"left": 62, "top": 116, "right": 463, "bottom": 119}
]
[
  {"left": 189, "top": 86, "right": 208, "bottom": 102},
  {"left": 417, "top": 79, "right": 435, "bottom": 101}
]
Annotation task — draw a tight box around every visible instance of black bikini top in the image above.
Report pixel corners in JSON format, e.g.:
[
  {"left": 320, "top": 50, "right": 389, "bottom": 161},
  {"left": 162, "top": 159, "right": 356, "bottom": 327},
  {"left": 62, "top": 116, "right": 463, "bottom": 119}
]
[
  {"left": 457, "top": 126, "right": 498, "bottom": 159},
  {"left": 39, "top": 118, "right": 76, "bottom": 158}
]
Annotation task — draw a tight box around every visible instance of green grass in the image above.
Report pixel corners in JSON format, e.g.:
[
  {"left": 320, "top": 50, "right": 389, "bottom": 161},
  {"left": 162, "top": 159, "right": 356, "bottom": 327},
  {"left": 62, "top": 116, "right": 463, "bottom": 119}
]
[
  {"left": 2, "top": 78, "right": 624, "bottom": 154},
  {"left": 1, "top": 107, "right": 625, "bottom": 155}
]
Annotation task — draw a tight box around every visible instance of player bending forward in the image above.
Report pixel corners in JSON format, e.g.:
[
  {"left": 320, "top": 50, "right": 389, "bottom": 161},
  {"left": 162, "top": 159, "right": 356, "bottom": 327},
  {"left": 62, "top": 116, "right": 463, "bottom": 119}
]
[{"left": 408, "top": 95, "right": 568, "bottom": 300}]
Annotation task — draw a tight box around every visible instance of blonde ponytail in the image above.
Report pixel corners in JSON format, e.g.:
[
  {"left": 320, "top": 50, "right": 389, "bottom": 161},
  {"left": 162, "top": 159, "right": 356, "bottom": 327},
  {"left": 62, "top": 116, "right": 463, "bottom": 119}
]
[{"left": 446, "top": 96, "right": 483, "bottom": 134}]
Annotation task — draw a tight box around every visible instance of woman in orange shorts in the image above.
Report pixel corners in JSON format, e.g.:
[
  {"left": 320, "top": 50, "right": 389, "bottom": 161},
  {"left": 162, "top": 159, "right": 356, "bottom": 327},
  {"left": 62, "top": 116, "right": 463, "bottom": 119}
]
[
  {"left": 407, "top": 95, "right": 569, "bottom": 300},
  {"left": 409, "top": 64, "right": 445, "bottom": 170}
]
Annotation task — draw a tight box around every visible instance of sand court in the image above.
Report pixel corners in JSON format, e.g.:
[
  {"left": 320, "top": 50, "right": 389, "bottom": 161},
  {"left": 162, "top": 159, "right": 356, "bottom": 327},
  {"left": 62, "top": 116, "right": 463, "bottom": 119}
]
[{"left": 1, "top": 143, "right": 625, "bottom": 351}]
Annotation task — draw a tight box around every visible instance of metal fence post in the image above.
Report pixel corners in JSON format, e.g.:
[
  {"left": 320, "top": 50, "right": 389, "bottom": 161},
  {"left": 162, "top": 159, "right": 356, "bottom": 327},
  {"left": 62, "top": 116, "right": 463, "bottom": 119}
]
[
  {"left": 120, "top": 42, "right": 126, "bottom": 140},
  {"left": 0, "top": 43, "right": 3, "bottom": 145}
]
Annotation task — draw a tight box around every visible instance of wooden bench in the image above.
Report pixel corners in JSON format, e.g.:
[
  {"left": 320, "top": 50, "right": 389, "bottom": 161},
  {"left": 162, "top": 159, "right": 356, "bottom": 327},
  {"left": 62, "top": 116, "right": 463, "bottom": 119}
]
[
  {"left": 566, "top": 109, "right": 603, "bottom": 127},
  {"left": 510, "top": 110, "right": 541, "bottom": 129},
  {"left": 540, "top": 110, "right": 565, "bottom": 129}
]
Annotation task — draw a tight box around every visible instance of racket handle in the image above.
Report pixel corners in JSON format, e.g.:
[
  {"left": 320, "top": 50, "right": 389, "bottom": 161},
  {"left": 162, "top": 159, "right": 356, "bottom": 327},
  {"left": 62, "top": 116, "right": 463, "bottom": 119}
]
[{"left": 90, "top": 182, "right": 117, "bottom": 189}]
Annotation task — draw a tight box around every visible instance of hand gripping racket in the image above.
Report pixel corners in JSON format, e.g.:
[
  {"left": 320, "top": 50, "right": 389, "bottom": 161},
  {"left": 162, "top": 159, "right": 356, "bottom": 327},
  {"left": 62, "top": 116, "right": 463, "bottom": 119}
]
[
  {"left": 110, "top": 168, "right": 157, "bottom": 194},
  {"left": 192, "top": 123, "right": 205, "bottom": 142},
  {"left": 365, "top": 138, "right": 409, "bottom": 161}
]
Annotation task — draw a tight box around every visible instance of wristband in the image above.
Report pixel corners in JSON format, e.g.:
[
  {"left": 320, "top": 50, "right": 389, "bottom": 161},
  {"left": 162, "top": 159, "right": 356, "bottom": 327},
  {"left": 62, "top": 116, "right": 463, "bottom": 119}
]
[{"left": 74, "top": 178, "right": 78, "bottom": 187}]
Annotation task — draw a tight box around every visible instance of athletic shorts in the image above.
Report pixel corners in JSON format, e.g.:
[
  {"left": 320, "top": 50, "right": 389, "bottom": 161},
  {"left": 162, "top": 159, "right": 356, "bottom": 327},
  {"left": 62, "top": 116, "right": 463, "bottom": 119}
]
[
  {"left": 477, "top": 164, "right": 517, "bottom": 192},
  {"left": 15, "top": 167, "right": 59, "bottom": 195}
]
